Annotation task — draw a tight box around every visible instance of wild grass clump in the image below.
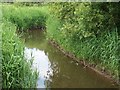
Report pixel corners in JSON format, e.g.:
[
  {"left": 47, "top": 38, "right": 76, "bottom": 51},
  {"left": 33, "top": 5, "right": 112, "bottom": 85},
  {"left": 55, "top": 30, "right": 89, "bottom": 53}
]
[
  {"left": 1, "top": 21, "right": 38, "bottom": 88},
  {"left": 70, "top": 30, "right": 119, "bottom": 78},
  {"left": 2, "top": 4, "right": 48, "bottom": 31}
]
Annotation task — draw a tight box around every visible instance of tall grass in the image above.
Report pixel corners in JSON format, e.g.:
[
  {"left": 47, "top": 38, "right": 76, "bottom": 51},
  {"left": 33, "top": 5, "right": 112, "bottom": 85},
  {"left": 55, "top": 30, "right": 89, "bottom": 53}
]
[
  {"left": 2, "top": 20, "right": 38, "bottom": 88},
  {"left": 2, "top": 4, "right": 48, "bottom": 31},
  {"left": 70, "top": 30, "right": 119, "bottom": 78},
  {"left": 2, "top": 4, "right": 50, "bottom": 88}
]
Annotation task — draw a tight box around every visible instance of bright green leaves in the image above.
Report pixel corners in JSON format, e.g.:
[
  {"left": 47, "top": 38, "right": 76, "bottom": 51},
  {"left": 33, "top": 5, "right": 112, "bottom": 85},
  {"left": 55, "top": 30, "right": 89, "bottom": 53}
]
[
  {"left": 2, "top": 5, "right": 47, "bottom": 31},
  {"left": 2, "top": 21, "right": 38, "bottom": 88},
  {"left": 50, "top": 2, "right": 119, "bottom": 39}
]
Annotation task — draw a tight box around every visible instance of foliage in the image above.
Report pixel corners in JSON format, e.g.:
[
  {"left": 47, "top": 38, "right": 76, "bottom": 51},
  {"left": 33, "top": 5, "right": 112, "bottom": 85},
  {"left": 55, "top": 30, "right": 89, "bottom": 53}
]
[
  {"left": 50, "top": 2, "right": 120, "bottom": 38},
  {"left": 1, "top": 21, "right": 38, "bottom": 88},
  {"left": 1, "top": 3, "right": 50, "bottom": 88},
  {"left": 47, "top": 2, "right": 120, "bottom": 78},
  {"left": 2, "top": 3, "right": 120, "bottom": 85},
  {"left": 2, "top": 4, "right": 48, "bottom": 31},
  {"left": 2, "top": 4, "right": 50, "bottom": 88}
]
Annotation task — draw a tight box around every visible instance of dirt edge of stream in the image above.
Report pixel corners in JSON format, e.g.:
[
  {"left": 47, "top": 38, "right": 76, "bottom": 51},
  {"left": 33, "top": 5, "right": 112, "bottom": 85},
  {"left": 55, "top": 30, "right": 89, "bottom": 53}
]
[{"left": 49, "top": 39, "right": 120, "bottom": 87}]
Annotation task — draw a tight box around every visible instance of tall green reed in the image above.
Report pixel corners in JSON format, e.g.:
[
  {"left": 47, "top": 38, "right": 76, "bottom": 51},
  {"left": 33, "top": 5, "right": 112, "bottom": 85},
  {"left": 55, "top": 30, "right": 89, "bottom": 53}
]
[{"left": 2, "top": 21, "right": 38, "bottom": 88}]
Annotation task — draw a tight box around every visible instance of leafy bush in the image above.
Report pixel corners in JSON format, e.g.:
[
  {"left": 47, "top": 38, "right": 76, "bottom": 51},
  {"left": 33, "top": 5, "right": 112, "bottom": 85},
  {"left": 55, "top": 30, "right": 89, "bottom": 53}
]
[{"left": 50, "top": 2, "right": 119, "bottom": 38}]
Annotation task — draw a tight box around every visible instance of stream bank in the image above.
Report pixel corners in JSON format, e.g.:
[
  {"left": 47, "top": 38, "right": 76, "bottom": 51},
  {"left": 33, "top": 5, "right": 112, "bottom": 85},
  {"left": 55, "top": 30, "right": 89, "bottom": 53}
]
[{"left": 49, "top": 40, "right": 120, "bottom": 86}]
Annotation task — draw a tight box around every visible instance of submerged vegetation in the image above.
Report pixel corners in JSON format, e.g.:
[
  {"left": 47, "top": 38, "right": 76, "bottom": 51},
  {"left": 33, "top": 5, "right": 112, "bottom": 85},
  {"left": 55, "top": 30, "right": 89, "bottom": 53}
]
[{"left": 1, "top": 2, "right": 120, "bottom": 88}]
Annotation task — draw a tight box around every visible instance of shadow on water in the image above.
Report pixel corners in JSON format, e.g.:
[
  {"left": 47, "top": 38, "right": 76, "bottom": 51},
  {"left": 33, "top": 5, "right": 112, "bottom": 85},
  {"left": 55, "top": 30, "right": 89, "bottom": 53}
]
[{"left": 21, "top": 30, "right": 118, "bottom": 88}]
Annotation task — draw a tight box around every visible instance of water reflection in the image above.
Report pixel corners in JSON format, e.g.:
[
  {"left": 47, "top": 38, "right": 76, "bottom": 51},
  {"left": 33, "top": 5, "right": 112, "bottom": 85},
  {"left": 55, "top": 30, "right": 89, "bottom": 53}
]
[
  {"left": 24, "top": 47, "right": 53, "bottom": 88},
  {"left": 22, "top": 30, "right": 118, "bottom": 88}
]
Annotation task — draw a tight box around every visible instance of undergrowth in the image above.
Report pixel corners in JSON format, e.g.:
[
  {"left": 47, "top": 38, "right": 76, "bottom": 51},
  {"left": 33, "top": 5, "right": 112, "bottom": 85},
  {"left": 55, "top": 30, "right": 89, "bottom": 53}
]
[
  {"left": 1, "top": 20, "right": 38, "bottom": 88},
  {"left": 2, "top": 4, "right": 48, "bottom": 31}
]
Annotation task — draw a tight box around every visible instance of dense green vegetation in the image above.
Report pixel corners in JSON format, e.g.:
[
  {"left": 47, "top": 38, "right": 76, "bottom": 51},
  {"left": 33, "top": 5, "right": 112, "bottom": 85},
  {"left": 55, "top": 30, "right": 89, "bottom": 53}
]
[
  {"left": 1, "top": 4, "right": 49, "bottom": 88},
  {"left": 2, "top": 4, "right": 48, "bottom": 31},
  {"left": 1, "top": 2, "right": 120, "bottom": 88},
  {"left": 1, "top": 20, "right": 38, "bottom": 88},
  {"left": 47, "top": 2, "right": 120, "bottom": 79}
]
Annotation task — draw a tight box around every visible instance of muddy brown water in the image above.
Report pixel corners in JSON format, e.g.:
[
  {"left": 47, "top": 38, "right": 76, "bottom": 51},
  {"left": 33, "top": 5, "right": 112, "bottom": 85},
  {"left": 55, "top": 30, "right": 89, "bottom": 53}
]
[{"left": 21, "top": 30, "right": 118, "bottom": 88}]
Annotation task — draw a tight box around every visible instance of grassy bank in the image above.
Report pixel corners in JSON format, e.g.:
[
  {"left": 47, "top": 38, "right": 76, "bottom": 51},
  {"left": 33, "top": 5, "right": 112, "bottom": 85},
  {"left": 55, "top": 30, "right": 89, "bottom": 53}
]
[
  {"left": 46, "top": 3, "right": 120, "bottom": 81},
  {"left": 1, "top": 20, "right": 38, "bottom": 88},
  {"left": 2, "top": 4, "right": 49, "bottom": 88},
  {"left": 2, "top": 4, "right": 49, "bottom": 31}
]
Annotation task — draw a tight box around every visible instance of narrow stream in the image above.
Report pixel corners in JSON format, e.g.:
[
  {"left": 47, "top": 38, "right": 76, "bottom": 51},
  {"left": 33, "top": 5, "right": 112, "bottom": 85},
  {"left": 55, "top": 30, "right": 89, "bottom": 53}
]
[{"left": 22, "top": 30, "right": 118, "bottom": 88}]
